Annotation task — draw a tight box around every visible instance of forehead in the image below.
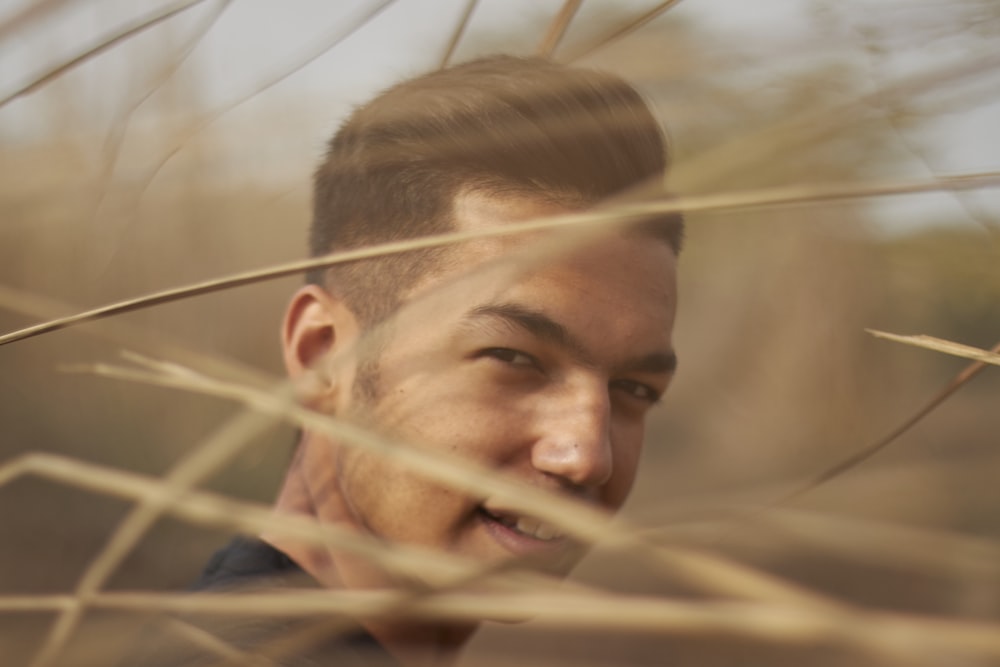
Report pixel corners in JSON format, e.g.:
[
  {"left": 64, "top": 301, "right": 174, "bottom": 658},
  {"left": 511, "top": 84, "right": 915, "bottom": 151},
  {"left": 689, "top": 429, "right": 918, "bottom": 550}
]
[
  {"left": 396, "top": 190, "right": 677, "bottom": 351},
  {"left": 447, "top": 188, "right": 676, "bottom": 294}
]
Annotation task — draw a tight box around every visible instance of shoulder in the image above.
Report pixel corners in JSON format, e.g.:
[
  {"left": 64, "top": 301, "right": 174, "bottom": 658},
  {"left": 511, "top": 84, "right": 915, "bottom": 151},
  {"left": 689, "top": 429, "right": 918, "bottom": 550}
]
[
  {"left": 117, "top": 537, "right": 398, "bottom": 667},
  {"left": 194, "top": 536, "right": 302, "bottom": 591}
]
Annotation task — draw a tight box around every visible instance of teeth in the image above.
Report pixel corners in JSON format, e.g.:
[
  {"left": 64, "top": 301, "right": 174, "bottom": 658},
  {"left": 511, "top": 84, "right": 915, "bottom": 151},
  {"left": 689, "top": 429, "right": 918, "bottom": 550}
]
[
  {"left": 483, "top": 508, "right": 565, "bottom": 541},
  {"left": 534, "top": 523, "right": 558, "bottom": 541},
  {"left": 514, "top": 516, "right": 562, "bottom": 541}
]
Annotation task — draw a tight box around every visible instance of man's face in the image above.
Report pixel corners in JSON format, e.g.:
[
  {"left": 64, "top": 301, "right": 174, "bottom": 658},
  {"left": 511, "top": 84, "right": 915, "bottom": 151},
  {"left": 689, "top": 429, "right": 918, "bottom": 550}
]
[{"left": 309, "top": 192, "right": 677, "bottom": 582}]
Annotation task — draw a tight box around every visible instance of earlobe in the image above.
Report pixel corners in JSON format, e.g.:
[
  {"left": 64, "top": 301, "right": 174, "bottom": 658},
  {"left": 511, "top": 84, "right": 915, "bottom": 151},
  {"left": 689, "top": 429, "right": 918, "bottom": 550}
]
[{"left": 281, "top": 285, "right": 359, "bottom": 408}]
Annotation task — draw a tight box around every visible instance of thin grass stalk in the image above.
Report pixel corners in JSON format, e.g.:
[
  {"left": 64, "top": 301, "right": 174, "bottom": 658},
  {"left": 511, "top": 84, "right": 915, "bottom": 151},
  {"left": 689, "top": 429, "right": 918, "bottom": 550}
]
[
  {"left": 3, "top": 169, "right": 999, "bottom": 348},
  {"left": 69, "top": 357, "right": 651, "bottom": 549},
  {"left": 643, "top": 499, "right": 1000, "bottom": 580},
  {"left": 90, "top": 0, "right": 233, "bottom": 273},
  {"left": 774, "top": 335, "right": 1000, "bottom": 505},
  {"left": 0, "top": 452, "right": 486, "bottom": 585},
  {"left": 561, "top": 0, "right": 685, "bottom": 62},
  {"left": 673, "top": 48, "right": 1000, "bottom": 193},
  {"left": 0, "top": 0, "right": 75, "bottom": 41},
  {"left": 0, "top": 437, "right": 598, "bottom": 594},
  {"left": 5, "top": 590, "right": 1000, "bottom": 662},
  {"left": 867, "top": 331, "right": 1000, "bottom": 366},
  {"left": 0, "top": 0, "right": 208, "bottom": 108},
  {"left": 125, "top": 0, "right": 398, "bottom": 208},
  {"left": 0, "top": 450, "right": 846, "bottom": 661},
  {"left": 753, "top": 508, "right": 1000, "bottom": 579},
  {"left": 73, "top": 355, "right": 841, "bottom": 610},
  {"left": 26, "top": 407, "right": 284, "bottom": 667},
  {"left": 162, "top": 618, "right": 281, "bottom": 667},
  {"left": 0, "top": 282, "right": 273, "bottom": 389},
  {"left": 536, "top": 0, "right": 583, "bottom": 58},
  {"left": 437, "top": 0, "right": 478, "bottom": 69},
  {"left": 0, "top": 447, "right": 559, "bottom": 662},
  {"left": 852, "top": 20, "right": 1000, "bottom": 238}
]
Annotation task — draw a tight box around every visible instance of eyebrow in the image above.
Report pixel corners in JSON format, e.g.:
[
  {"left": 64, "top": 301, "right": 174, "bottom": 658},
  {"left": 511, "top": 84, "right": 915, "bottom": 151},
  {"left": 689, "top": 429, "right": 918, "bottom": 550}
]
[
  {"left": 464, "top": 302, "right": 677, "bottom": 374},
  {"left": 622, "top": 350, "right": 678, "bottom": 375}
]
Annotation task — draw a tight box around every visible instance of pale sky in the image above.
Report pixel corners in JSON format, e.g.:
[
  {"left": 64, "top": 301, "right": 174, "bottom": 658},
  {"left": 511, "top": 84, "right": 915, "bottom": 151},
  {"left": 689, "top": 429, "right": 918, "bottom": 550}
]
[{"left": 1, "top": 0, "right": 997, "bottom": 234}]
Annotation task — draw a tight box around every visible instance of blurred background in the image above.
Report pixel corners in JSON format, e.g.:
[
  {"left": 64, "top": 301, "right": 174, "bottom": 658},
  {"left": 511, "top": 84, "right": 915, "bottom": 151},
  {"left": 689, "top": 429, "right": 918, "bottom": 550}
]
[{"left": 1, "top": 1, "right": 998, "bottom": 665}]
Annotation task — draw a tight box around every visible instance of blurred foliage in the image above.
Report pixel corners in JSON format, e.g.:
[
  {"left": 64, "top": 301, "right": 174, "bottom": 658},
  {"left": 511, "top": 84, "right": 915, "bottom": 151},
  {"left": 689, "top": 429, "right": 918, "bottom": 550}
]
[{"left": 877, "top": 228, "right": 1000, "bottom": 351}]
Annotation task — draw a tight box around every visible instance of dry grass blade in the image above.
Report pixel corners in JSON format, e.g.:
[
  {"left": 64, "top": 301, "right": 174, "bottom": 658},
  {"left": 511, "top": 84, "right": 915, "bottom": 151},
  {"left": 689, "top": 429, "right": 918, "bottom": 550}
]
[
  {"left": 867, "top": 331, "right": 1000, "bottom": 366},
  {"left": 25, "top": 403, "right": 285, "bottom": 667},
  {"left": 74, "top": 354, "right": 639, "bottom": 550},
  {"left": 5, "top": 590, "right": 1000, "bottom": 662},
  {"left": 91, "top": 0, "right": 233, "bottom": 263},
  {"left": 0, "top": 0, "right": 208, "bottom": 109},
  {"left": 129, "top": 0, "right": 398, "bottom": 206},
  {"left": 0, "top": 452, "right": 485, "bottom": 586},
  {"left": 74, "top": 353, "right": 842, "bottom": 611},
  {"left": 675, "top": 49, "right": 1000, "bottom": 193},
  {"left": 754, "top": 508, "right": 1000, "bottom": 579},
  {"left": 773, "top": 335, "right": 1000, "bottom": 505},
  {"left": 0, "top": 0, "right": 74, "bottom": 42},
  {"left": 646, "top": 504, "right": 1000, "bottom": 581},
  {"left": 852, "top": 20, "right": 1000, "bottom": 238},
  {"left": 0, "top": 451, "right": 851, "bottom": 660},
  {"left": 536, "top": 0, "right": 583, "bottom": 58},
  {"left": 438, "top": 0, "right": 478, "bottom": 69},
  {"left": 162, "top": 618, "right": 281, "bottom": 667},
  {"left": 562, "top": 0, "right": 685, "bottom": 62},
  {"left": 0, "top": 282, "right": 272, "bottom": 390},
  {"left": 3, "top": 169, "right": 999, "bottom": 348},
  {"left": 0, "top": 202, "right": 660, "bottom": 346}
]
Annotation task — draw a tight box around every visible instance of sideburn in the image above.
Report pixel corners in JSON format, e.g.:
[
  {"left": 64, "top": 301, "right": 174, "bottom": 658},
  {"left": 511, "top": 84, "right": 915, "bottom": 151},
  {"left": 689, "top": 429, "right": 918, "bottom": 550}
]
[
  {"left": 350, "top": 321, "right": 392, "bottom": 406},
  {"left": 352, "top": 351, "right": 382, "bottom": 406}
]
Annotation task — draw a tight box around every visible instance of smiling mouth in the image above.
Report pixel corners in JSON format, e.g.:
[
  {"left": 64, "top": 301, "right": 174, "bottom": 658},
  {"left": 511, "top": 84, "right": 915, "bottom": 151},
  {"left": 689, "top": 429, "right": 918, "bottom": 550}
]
[{"left": 479, "top": 507, "right": 565, "bottom": 542}]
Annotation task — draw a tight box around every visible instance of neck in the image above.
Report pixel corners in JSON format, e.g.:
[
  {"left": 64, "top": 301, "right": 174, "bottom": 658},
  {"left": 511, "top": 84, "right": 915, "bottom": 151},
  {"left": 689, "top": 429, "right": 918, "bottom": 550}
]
[
  {"left": 369, "top": 620, "right": 478, "bottom": 667},
  {"left": 267, "top": 534, "right": 479, "bottom": 666},
  {"left": 265, "top": 437, "right": 479, "bottom": 666}
]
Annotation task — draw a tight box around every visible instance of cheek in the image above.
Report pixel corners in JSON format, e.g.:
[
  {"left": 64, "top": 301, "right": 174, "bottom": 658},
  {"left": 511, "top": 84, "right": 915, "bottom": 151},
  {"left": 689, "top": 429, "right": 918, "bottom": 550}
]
[
  {"left": 338, "top": 448, "right": 480, "bottom": 545},
  {"left": 380, "top": 374, "right": 531, "bottom": 462},
  {"left": 333, "top": 448, "right": 381, "bottom": 522},
  {"left": 604, "top": 428, "right": 645, "bottom": 508}
]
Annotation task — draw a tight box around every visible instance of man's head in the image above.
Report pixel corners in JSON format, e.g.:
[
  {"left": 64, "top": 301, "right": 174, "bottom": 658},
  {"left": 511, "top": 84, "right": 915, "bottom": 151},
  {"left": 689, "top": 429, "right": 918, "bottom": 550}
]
[
  {"left": 307, "top": 55, "right": 682, "bottom": 325},
  {"left": 275, "top": 56, "right": 682, "bottom": 641}
]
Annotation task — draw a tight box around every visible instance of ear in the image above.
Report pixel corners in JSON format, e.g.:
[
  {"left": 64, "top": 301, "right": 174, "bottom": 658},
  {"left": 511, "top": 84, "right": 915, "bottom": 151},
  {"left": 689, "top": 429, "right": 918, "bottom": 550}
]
[{"left": 281, "top": 284, "right": 360, "bottom": 409}]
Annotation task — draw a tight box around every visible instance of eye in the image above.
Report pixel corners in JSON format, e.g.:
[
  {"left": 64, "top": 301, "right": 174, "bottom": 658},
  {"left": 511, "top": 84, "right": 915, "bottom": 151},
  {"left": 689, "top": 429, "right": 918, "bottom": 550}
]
[
  {"left": 611, "top": 379, "right": 662, "bottom": 404},
  {"left": 482, "top": 348, "right": 539, "bottom": 369}
]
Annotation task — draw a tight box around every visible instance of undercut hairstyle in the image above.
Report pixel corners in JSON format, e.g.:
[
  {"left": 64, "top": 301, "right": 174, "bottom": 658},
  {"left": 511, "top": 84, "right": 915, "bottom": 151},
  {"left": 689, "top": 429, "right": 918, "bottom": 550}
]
[{"left": 309, "top": 55, "right": 683, "bottom": 325}]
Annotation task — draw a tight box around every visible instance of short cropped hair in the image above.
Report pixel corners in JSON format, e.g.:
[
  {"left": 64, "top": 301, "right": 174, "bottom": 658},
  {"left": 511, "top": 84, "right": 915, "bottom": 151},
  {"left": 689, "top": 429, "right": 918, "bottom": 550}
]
[{"left": 309, "top": 55, "right": 683, "bottom": 325}]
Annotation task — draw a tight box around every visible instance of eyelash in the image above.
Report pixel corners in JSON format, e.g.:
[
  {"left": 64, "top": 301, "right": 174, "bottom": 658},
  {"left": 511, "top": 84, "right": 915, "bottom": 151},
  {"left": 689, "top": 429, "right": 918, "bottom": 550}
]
[
  {"left": 611, "top": 379, "right": 662, "bottom": 404},
  {"left": 482, "top": 347, "right": 540, "bottom": 369},
  {"left": 483, "top": 348, "right": 661, "bottom": 404}
]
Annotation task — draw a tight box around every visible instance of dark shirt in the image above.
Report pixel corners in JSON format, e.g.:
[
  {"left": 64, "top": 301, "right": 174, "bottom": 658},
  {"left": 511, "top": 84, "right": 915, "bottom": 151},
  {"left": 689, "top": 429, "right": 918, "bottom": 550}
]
[{"left": 125, "top": 537, "right": 398, "bottom": 667}]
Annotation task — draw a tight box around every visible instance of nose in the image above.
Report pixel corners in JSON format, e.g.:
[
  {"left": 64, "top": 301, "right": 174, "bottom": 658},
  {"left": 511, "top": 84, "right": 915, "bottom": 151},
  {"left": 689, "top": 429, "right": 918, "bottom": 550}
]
[{"left": 530, "top": 383, "right": 613, "bottom": 489}]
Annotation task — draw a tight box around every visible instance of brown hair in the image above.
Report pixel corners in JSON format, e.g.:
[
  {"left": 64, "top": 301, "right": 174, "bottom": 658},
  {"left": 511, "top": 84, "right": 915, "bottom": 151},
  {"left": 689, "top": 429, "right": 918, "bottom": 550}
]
[{"left": 309, "top": 55, "right": 682, "bottom": 325}]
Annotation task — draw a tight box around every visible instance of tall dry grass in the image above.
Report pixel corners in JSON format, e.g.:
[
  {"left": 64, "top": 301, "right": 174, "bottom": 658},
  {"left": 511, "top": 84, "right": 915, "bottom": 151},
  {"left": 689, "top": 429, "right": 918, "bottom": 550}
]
[{"left": 1, "top": 1, "right": 999, "bottom": 665}]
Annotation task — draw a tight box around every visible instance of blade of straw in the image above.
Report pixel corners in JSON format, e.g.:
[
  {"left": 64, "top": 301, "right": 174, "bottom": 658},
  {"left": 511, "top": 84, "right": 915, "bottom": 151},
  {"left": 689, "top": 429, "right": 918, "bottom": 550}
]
[
  {"left": 867, "top": 331, "right": 1000, "bottom": 367},
  {"left": 537, "top": 0, "right": 583, "bottom": 58},
  {"left": 773, "top": 334, "right": 1000, "bottom": 504},
  {"left": 0, "top": 0, "right": 208, "bottom": 108},
  {"left": 438, "top": 0, "right": 478, "bottom": 69},
  {"left": 3, "top": 170, "right": 999, "bottom": 348},
  {"left": 563, "top": 0, "right": 685, "bottom": 62}
]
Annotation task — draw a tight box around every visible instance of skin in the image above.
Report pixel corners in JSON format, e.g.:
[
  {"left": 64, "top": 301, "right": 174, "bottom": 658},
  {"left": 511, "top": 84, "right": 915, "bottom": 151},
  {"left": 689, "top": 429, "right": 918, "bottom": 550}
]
[{"left": 267, "top": 190, "right": 678, "bottom": 666}]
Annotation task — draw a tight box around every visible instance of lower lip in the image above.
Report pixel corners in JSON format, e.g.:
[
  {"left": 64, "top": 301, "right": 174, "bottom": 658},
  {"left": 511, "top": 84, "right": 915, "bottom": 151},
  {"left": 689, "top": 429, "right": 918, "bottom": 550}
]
[{"left": 477, "top": 508, "right": 570, "bottom": 557}]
